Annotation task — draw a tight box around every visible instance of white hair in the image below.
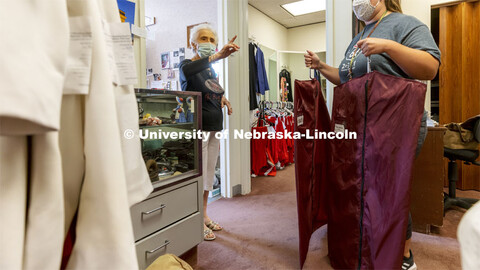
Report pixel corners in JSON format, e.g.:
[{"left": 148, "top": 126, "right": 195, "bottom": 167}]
[{"left": 189, "top": 23, "right": 218, "bottom": 50}]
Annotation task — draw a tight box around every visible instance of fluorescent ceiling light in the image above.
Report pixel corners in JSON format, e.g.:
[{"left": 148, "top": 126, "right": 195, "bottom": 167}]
[{"left": 281, "top": 0, "right": 326, "bottom": 16}]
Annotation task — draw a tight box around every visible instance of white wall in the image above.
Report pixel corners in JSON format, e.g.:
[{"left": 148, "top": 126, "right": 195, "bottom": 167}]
[
  {"left": 145, "top": 0, "right": 217, "bottom": 88},
  {"left": 403, "top": 0, "right": 459, "bottom": 27},
  {"left": 287, "top": 23, "right": 326, "bottom": 52},
  {"left": 248, "top": 4, "right": 326, "bottom": 53},
  {"left": 247, "top": 5, "right": 288, "bottom": 51}
]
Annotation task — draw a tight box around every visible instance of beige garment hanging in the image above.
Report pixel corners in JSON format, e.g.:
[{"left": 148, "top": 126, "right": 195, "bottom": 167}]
[
  {"left": 59, "top": 95, "right": 85, "bottom": 233},
  {"left": 98, "top": 0, "right": 153, "bottom": 206},
  {"left": 23, "top": 133, "right": 64, "bottom": 269},
  {"left": 458, "top": 201, "right": 480, "bottom": 269},
  {"left": 0, "top": 1, "right": 69, "bottom": 135},
  {"left": 0, "top": 137, "right": 28, "bottom": 270},
  {"left": 114, "top": 86, "right": 153, "bottom": 206},
  {"left": 0, "top": 134, "right": 65, "bottom": 270},
  {"left": 62, "top": 0, "right": 139, "bottom": 268},
  {"left": 0, "top": 1, "right": 68, "bottom": 269}
]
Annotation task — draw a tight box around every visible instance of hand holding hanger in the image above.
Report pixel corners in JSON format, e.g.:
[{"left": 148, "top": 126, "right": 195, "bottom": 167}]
[{"left": 356, "top": 38, "right": 394, "bottom": 57}]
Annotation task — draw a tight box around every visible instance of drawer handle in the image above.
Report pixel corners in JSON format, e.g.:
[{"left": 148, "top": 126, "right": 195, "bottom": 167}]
[
  {"left": 145, "top": 240, "right": 170, "bottom": 256},
  {"left": 142, "top": 204, "right": 166, "bottom": 216}
]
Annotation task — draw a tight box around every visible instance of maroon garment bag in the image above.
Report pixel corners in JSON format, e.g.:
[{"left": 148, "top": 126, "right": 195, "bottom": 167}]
[
  {"left": 328, "top": 71, "right": 426, "bottom": 269},
  {"left": 294, "top": 79, "right": 331, "bottom": 268}
]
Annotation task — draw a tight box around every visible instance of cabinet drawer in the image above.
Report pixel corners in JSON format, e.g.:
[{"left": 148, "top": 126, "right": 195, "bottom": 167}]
[
  {"left": 131, "top": 182, "right": 198, "bottom": 241},
  {"left": 136, "top": 212, "right": 202, "bottom": 270}
]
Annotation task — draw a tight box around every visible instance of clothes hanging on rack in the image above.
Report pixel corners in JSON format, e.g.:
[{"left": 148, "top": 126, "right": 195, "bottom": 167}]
[
  {"left": 254, "top": 45, "right": 269, "bottom": 95},
  {"left": 0, "top": 2, "right": 69, "bottom": 269},
  {"left": 279, "top": 69, "right": 293, "bottom": 102},
  {"left": 248, "top": 43, "right": 259, "bottom": 110},
  {"left": 0, "top": 0, "right": 152, "bottom": 269},
  {"left": 251, "top": 101, "right": 294, "bottom": 177}
]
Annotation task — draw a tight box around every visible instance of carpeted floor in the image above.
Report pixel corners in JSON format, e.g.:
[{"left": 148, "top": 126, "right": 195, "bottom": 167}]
[{"left": 194, "top": 164, "right": 479, "bottom": 270}]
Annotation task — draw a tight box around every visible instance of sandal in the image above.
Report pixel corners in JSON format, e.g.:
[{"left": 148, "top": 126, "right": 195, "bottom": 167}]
[
  {"left": 205, "top": 220, "right": 223, "bottom": 231},
  {"left": 204, "top": 228, "right": 216, "bottom": 241}
]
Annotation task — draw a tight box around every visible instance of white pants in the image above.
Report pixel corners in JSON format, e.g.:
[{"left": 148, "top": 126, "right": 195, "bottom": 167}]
[
  {"left": 458, "top": 201, "right": 480, "bottom": 270},
  {"left": 202, "top": 132, "right": 220, "bottom": 191}
]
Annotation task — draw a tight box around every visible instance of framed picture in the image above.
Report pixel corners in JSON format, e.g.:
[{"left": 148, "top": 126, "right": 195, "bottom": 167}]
[
  {"left": 187, "top": 22, "right": 207, "bottom": 48},
  {"left": 161, "top": 52, "right": 170, "bottom": 69}
]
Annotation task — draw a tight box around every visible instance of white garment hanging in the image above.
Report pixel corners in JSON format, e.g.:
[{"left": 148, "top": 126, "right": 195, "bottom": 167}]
[
  {"left": 63, "top": 0, "right": 140, "bottom": 268},
  {"left": 0, "top": 1, "right": 69, "bottom": 135},
  {"left": 0, "top": 0, "right": 150, "bottom": 268},
  {"left": 0, "top": 137, "right": 28, "bottom": 270},
  {"left": 0, "top": 134, "right": 65, "bottom": 270},
  {"left": 0, "top": 1, "right": 68, "bottom": 269},
  {"left": 23, "top": 133, "right": 64, "bottom": 269},
  {"left": 458, "top": 201, "right": 480, "bottom": 270},
  {"left": 99, "top": 0, "right": 153, "bottom": 205}
]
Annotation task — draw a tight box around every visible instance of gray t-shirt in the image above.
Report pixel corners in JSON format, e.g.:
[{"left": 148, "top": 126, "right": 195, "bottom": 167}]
[{"left": 339, "top": 12, "right": 441, "bottom": 84}]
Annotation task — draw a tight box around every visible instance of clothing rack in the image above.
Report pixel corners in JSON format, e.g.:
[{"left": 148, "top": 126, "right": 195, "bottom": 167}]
[
  {"left": 252, "top": 100, "right": 294, "bottom": 127},
  {"left": 250, "top": 100, "right": 295, "bottom": 177}
]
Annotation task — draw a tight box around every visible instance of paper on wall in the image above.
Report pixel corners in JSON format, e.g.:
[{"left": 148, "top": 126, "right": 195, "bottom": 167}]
[
  {"left": 103, "top": 21, "right": 138, "bottom": 86},
  {"left": 150, "top": 80, "right": 164, "bottom": 89},
  {"left": 64, "top": 16, "right": 93, "bottom": 95},
  {"left": 170, "top": 80, "right": 178, "bottom": 90}
]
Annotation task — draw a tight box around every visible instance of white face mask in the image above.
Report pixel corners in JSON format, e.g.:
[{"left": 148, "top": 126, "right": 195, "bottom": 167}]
[{"left": 353, "top": 0, "right": 380, "bottom": 22}]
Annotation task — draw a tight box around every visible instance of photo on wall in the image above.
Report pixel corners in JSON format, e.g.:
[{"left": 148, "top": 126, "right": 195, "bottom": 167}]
[
  {"left": 168, "top": 69, "right": 175, "bottom": 79},
  {"left": 161, "top": 52, "right": 170, "bottom": 69},
  {"left": 172, "top": 51, "right": 180, "bottom": 69}
]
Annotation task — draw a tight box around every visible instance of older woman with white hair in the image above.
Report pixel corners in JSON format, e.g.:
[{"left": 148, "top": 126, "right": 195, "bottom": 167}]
[{"left": 179, "top": 23, "right": 239, "bottom": 241}]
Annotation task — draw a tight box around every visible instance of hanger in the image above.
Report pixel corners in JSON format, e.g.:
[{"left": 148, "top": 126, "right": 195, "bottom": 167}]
[{"left": 249, "top": 35, "right": 258, "bottom": 46}]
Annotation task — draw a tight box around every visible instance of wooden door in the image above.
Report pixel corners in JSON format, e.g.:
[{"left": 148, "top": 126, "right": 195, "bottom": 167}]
[{"left": 439, "top": 1, "right": 480, "bottom": 190}]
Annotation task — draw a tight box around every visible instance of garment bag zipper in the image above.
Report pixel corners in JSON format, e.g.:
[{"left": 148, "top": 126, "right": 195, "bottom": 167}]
[{"left": 357, "top": 80, "right": 369, "bottom": 270}]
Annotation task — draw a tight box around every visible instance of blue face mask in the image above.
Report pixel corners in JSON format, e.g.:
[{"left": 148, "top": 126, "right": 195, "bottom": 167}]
[{"left": 197, "top": 42, "right": 216, "bottom": 58}]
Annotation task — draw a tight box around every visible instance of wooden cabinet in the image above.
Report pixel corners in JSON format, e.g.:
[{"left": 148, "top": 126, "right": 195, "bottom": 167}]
[
  {"left": 410, "top": 127, "right": 446, "bottom": 233},
  {"left": 438, "top": 1, "right": 480, "bottom": 190}
]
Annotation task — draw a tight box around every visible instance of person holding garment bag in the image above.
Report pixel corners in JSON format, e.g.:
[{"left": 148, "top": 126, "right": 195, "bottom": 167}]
[{"left": 304, "top": 0, "right": 440, "bottom": 269}]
